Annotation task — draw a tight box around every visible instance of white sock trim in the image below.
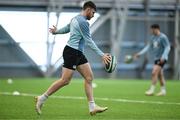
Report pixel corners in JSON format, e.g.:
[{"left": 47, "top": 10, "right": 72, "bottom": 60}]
[
  {"left": 39, "top": 94, "right": 48, "bottom": 102},
  {"left": 150, "top": 85, "right": 155, "bottom": 91},
  {"left": 89, "top": 101, "right": 95, "bottom": 112},
  {"left": 161, "top": 86, "right": 166, "bottom": 92}
]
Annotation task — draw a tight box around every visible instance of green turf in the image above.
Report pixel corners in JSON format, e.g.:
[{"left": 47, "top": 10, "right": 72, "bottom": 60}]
[{"left": 0, "top": 78, "right": 180, "bottom": 120}]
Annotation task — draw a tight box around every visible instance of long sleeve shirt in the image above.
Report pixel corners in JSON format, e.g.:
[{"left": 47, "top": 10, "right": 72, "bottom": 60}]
[{"left": 54, "top": 15, "right": 104, "bottom": 56}]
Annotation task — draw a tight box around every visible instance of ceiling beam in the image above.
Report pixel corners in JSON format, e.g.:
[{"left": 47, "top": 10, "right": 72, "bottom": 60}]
[{"left": 0, "top": 0, "right": 179, "bottom": 11}]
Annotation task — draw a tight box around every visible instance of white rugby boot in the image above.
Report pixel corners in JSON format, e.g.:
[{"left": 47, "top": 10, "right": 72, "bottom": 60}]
[{"left": 90, "top": 105, "right": 108, "bottom": 116}]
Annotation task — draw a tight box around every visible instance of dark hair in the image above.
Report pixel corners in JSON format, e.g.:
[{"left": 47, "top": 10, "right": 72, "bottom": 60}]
[
  {"left": 83, "top": 1, "right": 97, "bottom": 11},
  {"left": 151, "top": 24, "right": 160, "bottom": 29}
]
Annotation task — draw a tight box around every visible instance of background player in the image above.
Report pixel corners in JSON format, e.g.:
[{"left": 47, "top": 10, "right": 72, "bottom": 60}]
[{"left": 134, "top": 24, "right": 170, "bottom": 96}]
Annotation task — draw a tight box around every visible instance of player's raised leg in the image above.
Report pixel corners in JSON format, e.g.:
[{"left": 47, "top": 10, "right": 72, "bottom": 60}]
[
  {"left": 45, "top": 68, "right": 74, "bottom": 96},
  {"left": 156, "top": 69, "right": 166, "bottom": 96},
  {"left": 145, "top": 65, "right": 161, "bottom": 96},
  {"left": 35, "top": 67, "right": 74, "bottom": 115},
  {"left": 77, "top": 63, "right": 108, "bottom": 116}
]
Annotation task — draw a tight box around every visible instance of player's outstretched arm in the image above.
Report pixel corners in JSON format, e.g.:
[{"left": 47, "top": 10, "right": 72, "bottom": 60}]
[
  {"left": 134, "top": 43, "right": 150, "bottom": 60},
  {"left": 78, "top": 21, "right": 105, "bottom": 56},
  {"left": 49, "top": 24, "right": 70, "bottom": 35}
]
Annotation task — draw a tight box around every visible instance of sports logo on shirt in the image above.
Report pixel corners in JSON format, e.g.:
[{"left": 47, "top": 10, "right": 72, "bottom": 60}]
[{"left": 153, "top": 41, "right": 159, "bottom": 48}]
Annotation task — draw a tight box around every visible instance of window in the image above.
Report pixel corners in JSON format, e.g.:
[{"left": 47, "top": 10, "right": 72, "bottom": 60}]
[{"left": 0, "top": 11, "right": 100, "bottom": 69}]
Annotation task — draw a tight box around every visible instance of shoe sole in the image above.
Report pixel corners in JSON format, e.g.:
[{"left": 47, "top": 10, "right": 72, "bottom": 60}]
[
  {"left": 90, "top": 107, "right": 108, "bottom": 116},
  {"left": 156, "top": 94, "right": 166, "bottom": 96},
  {"left": 34, "top": 97, "right": 41, "bottom": 115},
  {"left": 145, "top": 93, "right": 154, "bottom": 96}
]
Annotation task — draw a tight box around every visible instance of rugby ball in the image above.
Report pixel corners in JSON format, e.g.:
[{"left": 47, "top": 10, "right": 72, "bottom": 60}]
[
  {"left": 124, "top": 55, "right": 133, "bottom": 64},
  {"left": 105, "top": 55, "right": 117, "bottom": 73}
]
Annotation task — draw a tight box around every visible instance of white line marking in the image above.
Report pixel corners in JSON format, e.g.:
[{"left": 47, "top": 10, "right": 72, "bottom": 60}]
[{"left": 1, "top": 92, "right": 180, "bottom": 106}]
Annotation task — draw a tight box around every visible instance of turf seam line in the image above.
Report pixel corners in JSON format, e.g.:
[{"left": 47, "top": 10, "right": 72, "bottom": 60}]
[{"left": 1, "top": 92, "right": 180, "bottom": 106}]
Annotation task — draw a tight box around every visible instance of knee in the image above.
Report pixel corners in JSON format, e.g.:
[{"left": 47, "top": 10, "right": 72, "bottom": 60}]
[
  {"left": 152, "top": 70, "right": 157, "bottom": 77},
  {"left": 85, "top": 76, "right": 93, "bottom": 83},
  {"left": 61, "top": 78, "right": 71, "bottom": 86},
  {"left": 159, "top": 71, "right": 164, "bottom": 76}
]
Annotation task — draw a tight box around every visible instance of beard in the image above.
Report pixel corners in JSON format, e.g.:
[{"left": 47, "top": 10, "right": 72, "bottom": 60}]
[{"left": 87, "top": 16, "right": 91, "bottom": 20}]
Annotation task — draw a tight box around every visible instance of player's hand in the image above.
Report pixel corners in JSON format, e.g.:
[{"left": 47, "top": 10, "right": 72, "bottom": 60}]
[
  {"left": 133, "top": 53, "right": 140, "bottom": 60},
  {"left": 160, "top": 58, "right": 164, "bottom": 64},
  {"left": 102, "top": 53, "right": 111, "bottom": 65},
  {"left": 49, "top": 25, "right": 57, "bottom": 34}
]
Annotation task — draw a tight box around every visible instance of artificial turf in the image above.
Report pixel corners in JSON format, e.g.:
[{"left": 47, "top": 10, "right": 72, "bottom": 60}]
[{"left": 0, "top": 78, "right": 180, "bottom": 120}]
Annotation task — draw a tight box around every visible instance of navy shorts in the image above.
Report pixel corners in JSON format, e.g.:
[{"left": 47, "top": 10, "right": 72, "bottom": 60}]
[
  {"left": 154, "top": 59, "right": 167, "bottom": 68},
  {"left": 63, "top": 45, "right": 88, "bottom": 70}
]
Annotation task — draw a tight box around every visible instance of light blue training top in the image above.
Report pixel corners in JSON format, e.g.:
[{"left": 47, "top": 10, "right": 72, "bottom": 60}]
[
  {"left": 54, "top": 15, "right": 104, "bottom": 56},
  {"left": 138, "top": 33, "right": 170, "bottom": 60}
]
